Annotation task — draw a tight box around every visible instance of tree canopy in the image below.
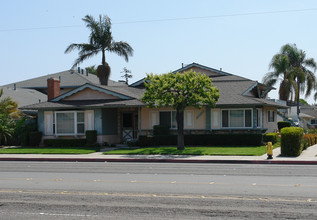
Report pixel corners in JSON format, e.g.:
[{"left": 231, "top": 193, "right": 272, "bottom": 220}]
[{"left": 142, "top": 70, "right": 220, "bottom": 150}]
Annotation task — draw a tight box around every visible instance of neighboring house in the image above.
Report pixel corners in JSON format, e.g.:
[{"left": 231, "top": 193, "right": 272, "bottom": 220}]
[
  {"left": 0, "top": 67, "right": 123, "bottom": 110},
  {"left": 21, "top": 63, "right": 287, "bottom": 144},
  {"left": 299, "top": 105, "right": 317, "bottom": 128}
]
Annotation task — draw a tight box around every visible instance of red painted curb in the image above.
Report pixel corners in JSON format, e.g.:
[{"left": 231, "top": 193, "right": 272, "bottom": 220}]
[{"left": 0, "top": 157, "right": 317, "bottom": 165}]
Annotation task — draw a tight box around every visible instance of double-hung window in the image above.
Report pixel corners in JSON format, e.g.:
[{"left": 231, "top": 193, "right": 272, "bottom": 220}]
[
  {"left": 268, "top": 110, "right": 275, "bottom": 122},
  {"left": 159, "top": 111, "right": 177, "bottom": 129},
  {"left": 55, "top": 111, "right": 85, "bottom": 135},
  {"left": 221, "top": 109, "right": 252, "bottom": 128}
]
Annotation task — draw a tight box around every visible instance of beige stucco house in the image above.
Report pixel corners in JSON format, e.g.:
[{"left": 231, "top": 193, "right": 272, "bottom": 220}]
[{"left": 22, "top": 63, "right": 287, "bottom": 144}]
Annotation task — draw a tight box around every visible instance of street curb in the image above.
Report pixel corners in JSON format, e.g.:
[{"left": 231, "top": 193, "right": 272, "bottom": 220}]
[{"left": 1, "top": 157, "right": 317, "bottom": 165}]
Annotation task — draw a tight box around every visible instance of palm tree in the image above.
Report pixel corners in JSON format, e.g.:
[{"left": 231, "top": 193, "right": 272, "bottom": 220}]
[
  {"left": 65, "top": 15, "right": 134, "bottom": 85},
  {"left": 262, "top": 53, "right": 296, "bottom": 101},
  {"left": 280, "top": 44, "right": 316, "bottom": 115}
]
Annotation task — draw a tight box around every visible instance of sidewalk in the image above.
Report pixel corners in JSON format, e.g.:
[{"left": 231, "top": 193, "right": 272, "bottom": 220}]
[{"left": 0, "top": 145, "right": 317, "bottom": 165}]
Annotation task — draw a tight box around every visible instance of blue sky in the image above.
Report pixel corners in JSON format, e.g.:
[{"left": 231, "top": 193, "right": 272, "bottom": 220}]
[{"left": 1, "top": 0, "right": 317, "bottom": 103}]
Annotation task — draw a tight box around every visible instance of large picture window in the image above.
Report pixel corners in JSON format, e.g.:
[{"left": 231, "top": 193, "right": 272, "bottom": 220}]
[
  {"left": 221, "top": 109, "right": 252, "bottom": 128},
  {"left": 55, "top": 111, "right": 85, "bottom": 135},
  {"left": 159, "top": 111, "right": 177, "bottom": 129}
]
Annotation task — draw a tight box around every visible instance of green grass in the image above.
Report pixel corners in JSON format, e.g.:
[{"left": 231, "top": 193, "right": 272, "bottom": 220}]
[
  {"left": 0, "top": 146, "right": 99, "bottom": 154},
  {"left": 104, "top": 143, "right": 280, "bottom": 156}
]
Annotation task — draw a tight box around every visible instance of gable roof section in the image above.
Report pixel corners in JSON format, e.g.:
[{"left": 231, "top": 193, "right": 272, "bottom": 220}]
[
  {"left": 172, "top": 63, "right": 232, "bottom": 76},
  {"left": 52, "top": 83, "right": 135, "bottom": 101},
  {"left": 2, "top": 69, "right": 123, "bottom": 90}
]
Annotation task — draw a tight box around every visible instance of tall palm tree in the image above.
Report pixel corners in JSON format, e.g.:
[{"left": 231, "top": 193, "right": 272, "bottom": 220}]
[
  {"left": 65, "top": 15, "right": 134, "bottom": 85},
  {"left": 280, "top": 44, "right": 316, "bottom": 115},
  {"left": 262, "top": 53, "right": 296, "bottom": 101}
]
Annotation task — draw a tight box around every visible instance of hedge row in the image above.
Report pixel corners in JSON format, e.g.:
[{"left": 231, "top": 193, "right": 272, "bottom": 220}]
[
  {"left": 133, "top": 133, "right": 263, "bottom": 147},
  {"left": 263, "top": 132, "right": 278, "bottom": 144},
  {"left": 43, "top": 138, "right": 87, "bottom": 147},
  {"left": 280, "top": 127, "right": 303, "bottom": 157}
]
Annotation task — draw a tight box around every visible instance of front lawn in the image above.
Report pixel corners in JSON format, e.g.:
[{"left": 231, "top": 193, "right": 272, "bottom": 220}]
[
  {"left": 103, "top": 143, "right": 280, "bottom": 156},
  {"left": 0, "top": 146, "right": 99, "bottom": 154}
]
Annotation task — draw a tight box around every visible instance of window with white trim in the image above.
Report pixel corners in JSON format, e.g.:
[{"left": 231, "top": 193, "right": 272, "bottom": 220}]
[
  {"left": 268, "top": 110, "right": 275, "bottom": 122},
  {"left": 256, "top": 109, "right": 262, "bottom": 128},
  {"left": 159, "top": 111, "right": 177, "bottom": 129},
  {"left": 55, "top": 111, "right": 85, "bottom": 135},
  {"left": 221, "top": 109, "right": 252, "bottom": 128}
]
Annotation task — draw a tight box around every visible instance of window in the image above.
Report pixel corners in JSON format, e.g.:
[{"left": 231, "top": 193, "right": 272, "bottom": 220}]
[
  {"left": 55, "top": 111, "right": 85, "bottom": 135},
  {"left": 268, "top": 110, "right": 275, "bottom": 122},
  {"left": 159, "top": 111, "right": 177, "bottom": 129},
  {"left": 256, "top": 109, "right": 262, "bottom": 128},
  {"left": 311, "top": 119, "right": 317, "bottom": 125},
  {"left": 221, "top": 109, "right": 253, "bottom": 128}
]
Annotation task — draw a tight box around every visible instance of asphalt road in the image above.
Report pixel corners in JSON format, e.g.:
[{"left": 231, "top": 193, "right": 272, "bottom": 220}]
[{"left": 0, "top": 162, "right": 317, "bottom": 219}]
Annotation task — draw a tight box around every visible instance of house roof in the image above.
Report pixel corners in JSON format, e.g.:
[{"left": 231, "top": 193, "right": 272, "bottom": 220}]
[
  {"left": 2, "top": 69, "right": 123, "bottom": 89},
  {"left": 20, "top": 63, "right": 287, "bottom": 110},
  {"left": 300, "top": 106, "right": 317, "bottom": 118},
  {"left": 0, "top": 87, "right": 47, "bottom": 107},
  {"left": 21, "top": 99, "right": 144, "bottom": 110}
]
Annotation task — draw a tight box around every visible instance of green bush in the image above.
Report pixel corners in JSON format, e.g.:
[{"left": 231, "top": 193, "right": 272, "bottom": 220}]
[
  {"left": 263, "top": 132, "right": 278, "bottom": 144},
  {"left": 28, "top": 131, "right": 42, "bottom": 146},
  {"left": 86, "top": 130, "right": 97, "bottom": 145},
  {"left": 134, "top": 133, "right": 263, "bottom": 147},
  {"left": 281, "top": 127, "right": 303, "bottom": 156},
  {"left": 153, "top": 125, "right": 170, "bottom": 136},
  {"left": 277, "top": 121, "right": 291, "bottom": 131},
  {"left": 43, "top": 139, "right": 86, "bottom": 148}
]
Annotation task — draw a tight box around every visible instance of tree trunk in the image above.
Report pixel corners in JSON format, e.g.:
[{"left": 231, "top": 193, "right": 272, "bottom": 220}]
[
  {"left": 176, "top": 109, "right": 184, "bottom": 150},
  {"left": 297, "top": 80, "right": 300, "bottom": 116},
  {"left": 97, "top": 63, "right": 111, "bottom": 86}
]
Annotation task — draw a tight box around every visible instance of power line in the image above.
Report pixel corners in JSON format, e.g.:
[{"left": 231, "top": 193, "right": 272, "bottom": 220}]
[{"left": 1, "top": 8, "right": 317, "bottom": 32}]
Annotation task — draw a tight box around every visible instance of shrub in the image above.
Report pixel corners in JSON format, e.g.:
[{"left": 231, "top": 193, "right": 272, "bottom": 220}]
[
  {"left": 280, "top": 127, "right": 303, "bottom": 156},
  {"left": 277, "top": 121, "right": 291, "bottom": 131},
  {"left": 263, "top": 132, "right": 278, "bottom": 144},
  {"left": 43, "top": 139, "right": 86, "bottom": 148},
  {"left": 302, "top": 133, "right": 317, "bottom": 150},
  {"left": 153, "top": 125, "right": 170, "bottom": 136},
  {"left": 28, "top": 131, "right": 42, "bottom": 146},
  {"left": 86, "top": 130, "right": 97, "bottom": 145}
]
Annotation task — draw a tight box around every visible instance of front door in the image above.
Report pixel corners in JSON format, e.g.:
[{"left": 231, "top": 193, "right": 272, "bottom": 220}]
[{"left": 122, "top": 113, "right": 134, "bottom": 142}]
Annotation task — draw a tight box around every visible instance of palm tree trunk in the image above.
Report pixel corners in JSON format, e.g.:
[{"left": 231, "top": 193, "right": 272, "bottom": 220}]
[
  {"left": 297, "top": 80, "right": 300, "bottom": 116},
  {"left": 102, "top": 49, "right": 106, "bottom": 66}
]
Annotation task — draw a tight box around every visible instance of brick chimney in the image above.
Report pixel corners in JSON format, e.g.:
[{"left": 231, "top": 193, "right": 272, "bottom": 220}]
[{"left": 47, "top": 77, "right": 60, "bottom": 101}]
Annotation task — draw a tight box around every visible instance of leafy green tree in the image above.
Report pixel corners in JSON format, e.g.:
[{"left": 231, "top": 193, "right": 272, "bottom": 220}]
[
  {"left": 142, "top": 70, "right": 220, "bottom": 150},
  {"left": 65, "top": 15, "right": 134, "bottom": 85},
  {"left": 299, "top": 98, "right": 309, "bottom": 105}
]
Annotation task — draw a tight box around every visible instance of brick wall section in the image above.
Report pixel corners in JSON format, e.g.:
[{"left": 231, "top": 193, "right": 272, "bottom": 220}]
[{"left": 47, "top": 77, "right": 60, "bottom": 101}]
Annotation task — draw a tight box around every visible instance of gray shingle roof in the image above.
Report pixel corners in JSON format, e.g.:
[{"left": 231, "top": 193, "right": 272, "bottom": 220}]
[
  {"left": 2, "top": 69, "right": 123, "bottom": 89},
  {"left": 0, "top": 87, "right": 47, "bottom": 108}
]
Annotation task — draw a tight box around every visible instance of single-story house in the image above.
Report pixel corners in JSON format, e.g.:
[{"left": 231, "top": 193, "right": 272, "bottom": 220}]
[{"left": 22, "top": 63, "right": 287, "bottom": 144}]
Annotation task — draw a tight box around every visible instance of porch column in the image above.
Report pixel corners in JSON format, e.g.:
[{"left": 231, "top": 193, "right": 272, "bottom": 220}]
[{"left": 138, "top": 107, "right": 142, "bottom": 137}]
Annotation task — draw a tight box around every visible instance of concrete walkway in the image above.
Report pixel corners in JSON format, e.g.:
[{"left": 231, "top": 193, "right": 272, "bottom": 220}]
[{"left": 0, "top": 145, "right": 316, "bottom": 164}]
